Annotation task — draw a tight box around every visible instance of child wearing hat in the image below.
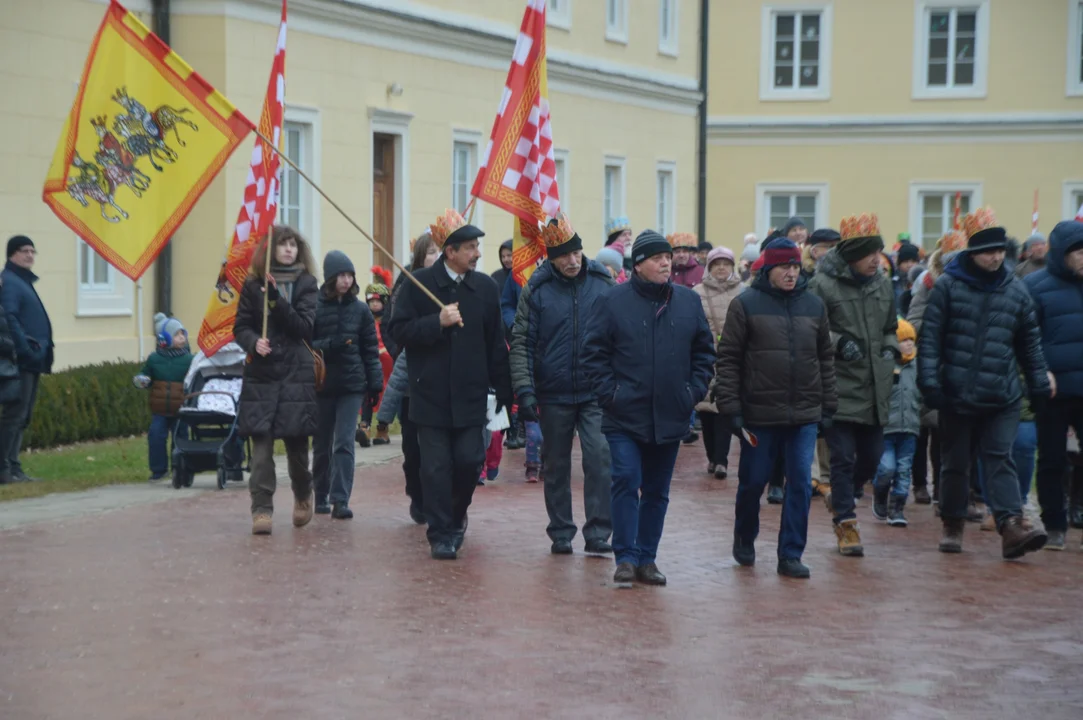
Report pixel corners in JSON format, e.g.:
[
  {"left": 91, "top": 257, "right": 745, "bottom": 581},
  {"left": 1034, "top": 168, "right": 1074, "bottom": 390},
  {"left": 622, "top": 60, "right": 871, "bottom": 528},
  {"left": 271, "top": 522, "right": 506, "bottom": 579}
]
[
  {"left": 134, "top": 313, "right": 193, "bottom": 481},
  {"left": 361, "top": 267, "right": 395, "bottom": 446},
  {"left": 873, "top": 319, "right": 921, "bottom": 527}
]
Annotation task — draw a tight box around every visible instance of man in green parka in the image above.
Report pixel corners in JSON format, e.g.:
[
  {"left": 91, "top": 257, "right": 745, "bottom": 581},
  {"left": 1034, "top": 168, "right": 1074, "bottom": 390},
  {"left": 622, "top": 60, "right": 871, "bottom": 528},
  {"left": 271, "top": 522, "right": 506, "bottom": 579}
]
[{"left": 809, "top": 213, "right": 899, "bottom": 558}]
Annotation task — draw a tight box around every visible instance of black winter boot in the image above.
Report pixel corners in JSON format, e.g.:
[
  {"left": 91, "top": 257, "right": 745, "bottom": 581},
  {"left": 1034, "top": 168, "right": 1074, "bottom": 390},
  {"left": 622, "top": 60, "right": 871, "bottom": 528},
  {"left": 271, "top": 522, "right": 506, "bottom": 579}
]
[
  {"left": 872, "top": 483, "right": 890, "bottom": 521},
  {"left": 887, "top": 495, "right": 908, "bottom": 527}
]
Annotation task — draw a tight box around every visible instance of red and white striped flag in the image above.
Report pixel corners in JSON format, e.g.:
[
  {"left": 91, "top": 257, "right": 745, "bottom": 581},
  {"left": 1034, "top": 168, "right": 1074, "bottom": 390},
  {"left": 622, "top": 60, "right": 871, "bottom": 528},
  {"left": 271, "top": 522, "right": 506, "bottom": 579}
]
[
  {"left": 471, "top": 0, "right": 559, "bottom": 286},
  {"left": 198, "top": 0, "right": 287, "bottom": 355},
  {"left": 1032, "top": 189, "right": 1039, "bottom": 233},
  {"left": 1076, "top": 201, "right": 1083, "bottom": 222}
]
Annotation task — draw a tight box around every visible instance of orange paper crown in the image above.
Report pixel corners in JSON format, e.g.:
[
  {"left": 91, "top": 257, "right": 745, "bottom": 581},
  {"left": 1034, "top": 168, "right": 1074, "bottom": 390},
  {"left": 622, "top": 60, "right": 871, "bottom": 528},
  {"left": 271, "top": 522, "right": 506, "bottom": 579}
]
[
  {"left": 667, "top": 232, "right": 697, "bottom": 249},
  {"left": 541, "top": 212, "right": 576, "bottom": 248},
  {"left": 839, "top": 213, "right": 881, "bottom": 242},
  {"left": 962, "top": 207, "right": 999, "bottom": 239},
  {"left": 429, "top": 209, "right": 467, "bottom": 248},
  {"left": 936, "top": 230, "right": 968, "bottom": 253}
]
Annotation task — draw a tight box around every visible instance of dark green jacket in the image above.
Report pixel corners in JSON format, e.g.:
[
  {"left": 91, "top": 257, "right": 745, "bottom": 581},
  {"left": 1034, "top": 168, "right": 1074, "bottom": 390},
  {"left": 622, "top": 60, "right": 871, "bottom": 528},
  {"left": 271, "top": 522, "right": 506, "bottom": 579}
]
[
  {"left": 808, "top": 249, "right": 899, "bottom": 426},
  {"left": 142, "top": 349, "right": 193, "bottom": 417}
]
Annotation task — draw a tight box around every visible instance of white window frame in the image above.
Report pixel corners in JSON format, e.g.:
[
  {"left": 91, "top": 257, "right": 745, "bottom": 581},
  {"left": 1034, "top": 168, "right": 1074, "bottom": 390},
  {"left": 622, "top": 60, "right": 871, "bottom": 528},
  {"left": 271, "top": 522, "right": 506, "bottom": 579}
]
[
  {"left": 1068, "top": 0, "right": 1083, "bottom": 96},
  {"left": 658, "top": 0, "right": 679, "bottom": 57},
  {"left": 547, "top": 0, "right": 571, "bottom": 31},
  {"left": 912, "top": 0, "right": 990, "bottom": 100},
  {"left": 656, "top": 161, "right": 676, "bottom": 236},
  {"left": 451, "top": 129, "right": 483, "bottom": 227},
  {"left": 603, "top": 155, "right": 627, "bottom": 232},
  {"left": 279, "top": 105, "right": 322, "bottom": 259},
  {"left": 754, "top": 183, "right": 829, "bottom": 240},
  {"left": 759, "top": 3, "right": 833, "bottom": 101},
  {"left": 605, "top": 0, "right": 629, "bottom": 44},
  {"left": 908, "top": 182, "right": 983, "bottom": 250},
  {"left": 75, "top": 238, "right": 133, "bottom": 318},
  {"left": 1063, "top": 181, "right": 1083, "bottom": 220},
  {"left": 553, "top": 147, "right": 570, "bottom": 216}
]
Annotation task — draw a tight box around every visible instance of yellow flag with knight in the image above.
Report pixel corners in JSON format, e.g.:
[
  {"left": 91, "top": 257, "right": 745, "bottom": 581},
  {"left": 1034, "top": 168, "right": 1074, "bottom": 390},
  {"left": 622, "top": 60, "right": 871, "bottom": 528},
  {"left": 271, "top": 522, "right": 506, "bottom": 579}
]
[{"left": 42, "top": 0, "right": 253, "bottom": 281}]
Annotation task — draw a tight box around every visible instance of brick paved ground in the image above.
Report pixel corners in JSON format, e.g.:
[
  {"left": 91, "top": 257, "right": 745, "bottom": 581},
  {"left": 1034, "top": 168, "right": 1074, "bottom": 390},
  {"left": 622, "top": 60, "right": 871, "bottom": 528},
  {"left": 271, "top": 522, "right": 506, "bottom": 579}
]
[{"left": 1, "top": 439, "right": 1082, "bottom": 719}]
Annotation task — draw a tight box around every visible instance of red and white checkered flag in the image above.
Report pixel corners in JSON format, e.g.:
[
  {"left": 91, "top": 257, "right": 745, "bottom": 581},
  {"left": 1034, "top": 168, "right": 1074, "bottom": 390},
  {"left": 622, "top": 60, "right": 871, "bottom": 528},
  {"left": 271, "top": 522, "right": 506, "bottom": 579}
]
[
  {"left": 198, "top": 0, "right": 286, "bottom": 355},
  {"left": 471, "top": 0, "right": 559, "bottom": 285}
]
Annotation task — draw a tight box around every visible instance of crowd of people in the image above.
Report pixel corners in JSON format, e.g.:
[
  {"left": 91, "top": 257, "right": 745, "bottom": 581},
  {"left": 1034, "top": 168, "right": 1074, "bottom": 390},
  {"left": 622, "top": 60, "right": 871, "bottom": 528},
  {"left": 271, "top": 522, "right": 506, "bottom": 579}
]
[{"left": 4, "top": 201, "right": 1081, "bottom": 586}]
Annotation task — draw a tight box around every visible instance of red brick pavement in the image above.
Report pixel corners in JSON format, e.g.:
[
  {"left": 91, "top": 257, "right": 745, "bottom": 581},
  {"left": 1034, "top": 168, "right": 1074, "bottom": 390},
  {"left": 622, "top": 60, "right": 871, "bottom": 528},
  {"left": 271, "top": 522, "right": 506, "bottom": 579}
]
[{"left": 1, "top": 439, "right": 1082, "bottom": 719}]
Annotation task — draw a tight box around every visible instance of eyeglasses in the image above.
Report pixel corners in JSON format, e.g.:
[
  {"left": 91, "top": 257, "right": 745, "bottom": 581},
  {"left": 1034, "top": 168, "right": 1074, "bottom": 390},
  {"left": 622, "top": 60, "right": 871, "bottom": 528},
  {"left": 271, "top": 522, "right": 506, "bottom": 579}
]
[{"left": 17, "top": 248, "right": 37, "bottom": 256}]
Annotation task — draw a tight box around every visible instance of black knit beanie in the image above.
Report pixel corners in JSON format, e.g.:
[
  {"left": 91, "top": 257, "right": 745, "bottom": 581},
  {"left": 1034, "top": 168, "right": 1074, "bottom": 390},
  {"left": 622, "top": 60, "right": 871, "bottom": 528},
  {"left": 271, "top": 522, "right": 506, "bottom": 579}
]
[{"left": 7, "top": 235, "right": 33, "bottom": 259}]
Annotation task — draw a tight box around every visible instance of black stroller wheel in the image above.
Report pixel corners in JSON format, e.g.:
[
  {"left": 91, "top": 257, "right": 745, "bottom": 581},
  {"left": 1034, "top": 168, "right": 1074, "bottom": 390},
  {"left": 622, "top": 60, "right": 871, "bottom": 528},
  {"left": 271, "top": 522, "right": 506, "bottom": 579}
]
[
  {"left": 216, "top": 466, "right": 227, "bottom": 490},
  {"left": 172, "top": 467, "right": 183, "bottom": 489}
]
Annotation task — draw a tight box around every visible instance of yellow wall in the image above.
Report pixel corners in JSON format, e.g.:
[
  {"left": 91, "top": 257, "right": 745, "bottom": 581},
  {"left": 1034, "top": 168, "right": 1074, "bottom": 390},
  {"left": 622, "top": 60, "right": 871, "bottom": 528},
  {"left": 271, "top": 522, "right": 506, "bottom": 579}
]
[
  {"left": 707, "top": 140, "right": 1083, "bottom": 252},
  {"left": 710, "top": 0, "right": 1079, "bottom": 116}
]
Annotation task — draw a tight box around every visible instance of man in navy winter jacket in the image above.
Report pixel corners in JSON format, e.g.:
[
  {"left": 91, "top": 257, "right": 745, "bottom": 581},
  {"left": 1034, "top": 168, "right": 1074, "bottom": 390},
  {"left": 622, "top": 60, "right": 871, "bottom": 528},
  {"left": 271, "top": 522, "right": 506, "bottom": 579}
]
[
  {"left": 581, "top": 229, "right": 715, "bottom": 586},
  {"left": 1024, "top": 219, "right": 1083, "bottom": 549},
  {"left": 0, "top": 236, "right": 53, "bottom": 484},
  {"left": 510, "top": 214, "right": 614, "bottom": 556}
]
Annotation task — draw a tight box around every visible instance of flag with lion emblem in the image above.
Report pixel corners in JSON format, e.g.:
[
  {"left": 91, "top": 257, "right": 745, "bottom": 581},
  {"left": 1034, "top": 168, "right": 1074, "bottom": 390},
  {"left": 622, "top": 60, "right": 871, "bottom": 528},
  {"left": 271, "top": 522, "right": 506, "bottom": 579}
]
[{"left": 42, "top": 0, "right": 253, "bottom": 281}]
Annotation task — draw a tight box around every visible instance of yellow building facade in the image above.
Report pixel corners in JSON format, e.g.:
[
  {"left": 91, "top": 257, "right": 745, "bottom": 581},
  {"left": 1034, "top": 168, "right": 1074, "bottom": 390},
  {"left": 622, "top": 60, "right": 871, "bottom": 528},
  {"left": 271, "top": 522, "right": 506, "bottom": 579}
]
[
  {"left": 708, "top": 0, "right": 1083, "bottom": 251},
  {"left": 2, "top": 0, "right": 701, "bottom": 369}
]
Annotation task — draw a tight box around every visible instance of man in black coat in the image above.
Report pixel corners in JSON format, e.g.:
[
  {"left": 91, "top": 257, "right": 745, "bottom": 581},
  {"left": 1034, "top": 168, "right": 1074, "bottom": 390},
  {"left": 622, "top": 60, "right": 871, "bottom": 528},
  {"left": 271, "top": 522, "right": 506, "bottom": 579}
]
[
  {"left": 388, "top": 212, "right": 512, "bottom": 560},
  {"left": 510, "top": 214, "right": 614, "bottom": 556},
  {"left": 581, "top": 229, "right": 715, "bottom": 586},
  {"left": 918, "top": 208, "right": 1051, "bottom": 559}
]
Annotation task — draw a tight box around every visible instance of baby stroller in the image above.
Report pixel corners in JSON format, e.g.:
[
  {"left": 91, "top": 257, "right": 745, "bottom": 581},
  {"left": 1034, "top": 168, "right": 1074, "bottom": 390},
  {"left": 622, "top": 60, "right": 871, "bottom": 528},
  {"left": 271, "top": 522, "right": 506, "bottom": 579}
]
[{"left": 171, "top": 342, "right": 250, "bottom": 490}]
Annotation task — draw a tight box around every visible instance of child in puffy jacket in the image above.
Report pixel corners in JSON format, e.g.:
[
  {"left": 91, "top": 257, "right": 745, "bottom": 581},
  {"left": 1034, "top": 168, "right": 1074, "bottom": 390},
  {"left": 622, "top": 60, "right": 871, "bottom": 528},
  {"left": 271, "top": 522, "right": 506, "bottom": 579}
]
[
  {"left": 133, "top": 313, "right": 193, "bottom": 481},
  {"left": 874, "top": 319, "right": 921, "bottom": 527}
]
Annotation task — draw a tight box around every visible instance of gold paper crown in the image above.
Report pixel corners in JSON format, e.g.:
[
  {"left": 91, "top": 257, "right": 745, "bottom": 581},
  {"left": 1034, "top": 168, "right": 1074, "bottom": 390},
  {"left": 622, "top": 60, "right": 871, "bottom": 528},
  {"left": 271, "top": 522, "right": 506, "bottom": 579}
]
[
  {"left": 541, "top": 212, "right": 576, "bottom": 248},
  {"left": 839, "top": 213, "right": 881, "bottom": 242},
  {"left": 429, "top": 209, "right": 467, "bottom": 248},
  {"left": 936, "top": 229, "right": 968, "bottom": 253},
  {"left": 963, "top": 207, "right": 999, "bottom": 239},
  {"left": 667, "top": 232, "right": 697, "bottom": 249}
]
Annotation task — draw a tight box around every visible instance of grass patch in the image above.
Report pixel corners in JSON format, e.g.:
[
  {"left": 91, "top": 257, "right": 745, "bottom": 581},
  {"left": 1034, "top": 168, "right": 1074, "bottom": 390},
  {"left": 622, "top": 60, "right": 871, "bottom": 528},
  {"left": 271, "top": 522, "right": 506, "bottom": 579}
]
[{"left": 0, "top": 435, "right": 148, "bottom": 502}]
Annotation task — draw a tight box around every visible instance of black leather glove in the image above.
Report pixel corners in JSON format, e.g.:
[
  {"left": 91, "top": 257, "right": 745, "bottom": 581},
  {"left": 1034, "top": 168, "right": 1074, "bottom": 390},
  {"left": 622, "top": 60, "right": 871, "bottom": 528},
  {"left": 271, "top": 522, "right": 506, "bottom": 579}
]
[
  {"left": 518, "top": 393, "right": 539, "bottom": 423},
  {"left": 819, "top": 412, "right": 834, "bottom": 433},
  {"left": 836, "top": 335, "right": 864, "bottom": 362},
  {"left": 721, "top": 414, "right": 743, "bottom": 437},
  {"left": 881, "top": 347, "right": 898, "bottom": 362},
  {"left": 265, "top": 280, "right": 280, "bottom": 302}
]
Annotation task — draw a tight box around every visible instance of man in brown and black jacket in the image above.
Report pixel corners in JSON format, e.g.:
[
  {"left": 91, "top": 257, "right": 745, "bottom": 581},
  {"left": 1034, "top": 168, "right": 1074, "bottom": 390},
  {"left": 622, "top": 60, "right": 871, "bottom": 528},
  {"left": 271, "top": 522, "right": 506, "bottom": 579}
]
[{"left": 714, "top": 237, "right": 837, "bottom": 579}]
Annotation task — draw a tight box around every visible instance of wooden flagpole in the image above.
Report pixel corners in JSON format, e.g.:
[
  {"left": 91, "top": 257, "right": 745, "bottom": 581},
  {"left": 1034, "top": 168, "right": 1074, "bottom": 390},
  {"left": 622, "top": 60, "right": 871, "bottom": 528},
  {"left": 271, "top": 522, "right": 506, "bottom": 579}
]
[{"left": 252, "top": 129, "right": 446, "bottom": 313}]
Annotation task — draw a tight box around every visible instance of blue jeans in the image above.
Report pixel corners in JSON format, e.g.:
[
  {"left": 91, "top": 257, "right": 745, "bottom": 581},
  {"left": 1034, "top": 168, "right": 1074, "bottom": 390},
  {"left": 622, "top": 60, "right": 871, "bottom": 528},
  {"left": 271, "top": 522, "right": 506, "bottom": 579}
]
[
  {"left": 313, "top": 393, "right": 365, "bottom": 505},
  {"left": 735, "top": 424, "right": 817, "bottom": 560},
  {"left": 148, "top": 414, "right": 178, "bottom": 476},
  {"left": 1012, "top": 420, "right": 1036, "bottom": 505},
  {"left": 524, "top": 420, "right": 542, "bottom": 468},
  {"left": 607, "top": 432, "right": 681, "bottom": 567},
  {"left": 876, "top": 433, "right": 917, "bottom": 498}
]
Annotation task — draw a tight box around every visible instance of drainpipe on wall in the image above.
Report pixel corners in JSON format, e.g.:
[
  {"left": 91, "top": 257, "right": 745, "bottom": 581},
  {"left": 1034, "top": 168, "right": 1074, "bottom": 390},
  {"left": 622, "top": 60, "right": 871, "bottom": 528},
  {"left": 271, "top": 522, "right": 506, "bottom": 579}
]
[
  {"left": 696, "top": 0, "right": 709, "bottom": 246},
  {"left": 151, "top": 0, "right": 172, "bottom": 316}
]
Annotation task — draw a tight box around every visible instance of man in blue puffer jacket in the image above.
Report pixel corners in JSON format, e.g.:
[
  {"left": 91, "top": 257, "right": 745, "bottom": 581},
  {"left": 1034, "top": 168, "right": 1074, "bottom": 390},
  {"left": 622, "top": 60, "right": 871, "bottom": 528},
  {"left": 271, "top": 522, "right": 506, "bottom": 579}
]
[
  {"left": 918, "top": 208, "right": 1051, "bottom": 559},
  {"left": 510, "top": 213, "right": 615, "bottom": 557},
  {"left": 0, "top": 236, "right": 54, "bottom": 484},
  {"left": 581, "top": 229, "right": 715, "bottom": 587},
  {"left": 1024, "top": 219, "right": 1083, "bottom": 550}
]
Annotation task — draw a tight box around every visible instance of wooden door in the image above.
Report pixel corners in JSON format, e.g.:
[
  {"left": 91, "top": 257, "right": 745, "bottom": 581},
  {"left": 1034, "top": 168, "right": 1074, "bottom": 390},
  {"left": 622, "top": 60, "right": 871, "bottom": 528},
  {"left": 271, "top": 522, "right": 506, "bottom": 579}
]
[{"left": 372, "top": 133, "right": 395, "bottom": 272}]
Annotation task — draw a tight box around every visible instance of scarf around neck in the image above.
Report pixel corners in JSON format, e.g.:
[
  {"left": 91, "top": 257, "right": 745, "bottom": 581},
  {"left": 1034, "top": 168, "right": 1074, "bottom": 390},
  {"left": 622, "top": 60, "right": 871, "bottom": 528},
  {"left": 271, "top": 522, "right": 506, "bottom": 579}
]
[{"left": 271, "top": 263, "right": 302, "bottom": 303}]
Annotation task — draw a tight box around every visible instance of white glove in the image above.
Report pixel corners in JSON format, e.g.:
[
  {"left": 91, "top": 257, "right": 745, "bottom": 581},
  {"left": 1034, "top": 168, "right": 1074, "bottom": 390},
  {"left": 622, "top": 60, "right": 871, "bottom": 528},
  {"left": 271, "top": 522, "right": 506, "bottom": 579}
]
[{"left": 133, "top": 374, "right": 151, "bottom": 389}]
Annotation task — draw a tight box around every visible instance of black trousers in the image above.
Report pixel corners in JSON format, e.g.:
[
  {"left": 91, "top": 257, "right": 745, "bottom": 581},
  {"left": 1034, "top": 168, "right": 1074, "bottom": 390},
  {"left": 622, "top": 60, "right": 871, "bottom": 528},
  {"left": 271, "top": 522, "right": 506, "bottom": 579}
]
[
  {"left": 1035, "top": 398, "right": 1083, "bottom": 533},
  {"left": 417, "top": 423, "right": 485, "bottom": 546},
  {"left": 700, "top": 413, "right": 732, "bottom": 470},
  {"left": 939, "top": 406, "right": 1021, "bottom": 526},
  {"left": 825, "top": 421, "right": 885, "bottom": 522},
  {"left": 400, "top": 397, "right": 422, "bottom": 511}
]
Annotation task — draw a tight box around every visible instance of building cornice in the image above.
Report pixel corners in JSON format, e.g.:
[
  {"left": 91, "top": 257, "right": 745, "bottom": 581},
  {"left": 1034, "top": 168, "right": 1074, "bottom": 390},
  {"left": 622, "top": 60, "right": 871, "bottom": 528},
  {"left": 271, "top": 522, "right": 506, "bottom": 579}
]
[
  {"left": 169, "top": 0, "right": 702, "bottom": 114},
  {"left": 708, "top": 112, "right": 1083, "bottom": 145}
]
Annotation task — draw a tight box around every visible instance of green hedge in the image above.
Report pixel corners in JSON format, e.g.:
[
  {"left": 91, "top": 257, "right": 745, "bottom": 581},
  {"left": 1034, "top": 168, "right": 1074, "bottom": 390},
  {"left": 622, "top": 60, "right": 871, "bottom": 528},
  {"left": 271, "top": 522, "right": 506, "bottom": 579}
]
[{"left": 23, "top": 361, "right": 151, "bottom": 450}]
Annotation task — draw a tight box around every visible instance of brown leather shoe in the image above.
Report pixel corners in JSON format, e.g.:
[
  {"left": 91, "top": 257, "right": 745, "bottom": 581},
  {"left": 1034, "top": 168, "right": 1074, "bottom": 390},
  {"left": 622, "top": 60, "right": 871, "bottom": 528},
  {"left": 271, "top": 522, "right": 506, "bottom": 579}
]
[
  {"left": 252, "top": 513, "right": 272, "bottom": 535},
  {"left": 356, "top": 424, "right": 371, "bottom": 448},
  {"left": 834, "top": 519, "right": 864, "bottom": 557},
  {"left": 1001, "top": 515, "right": 1047, "bottom": 559},
  {"left": 635, "top": 562, "right": 667, "bottom": 586},
  {"left": 939, "top": 518, "right": 965, "bottom": 553},
  {"left": 293, "top": 491, "right": 314, "bottom": 528},
  {"left": 373, "top": 423, "right": 391, "bottom": 445}
]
